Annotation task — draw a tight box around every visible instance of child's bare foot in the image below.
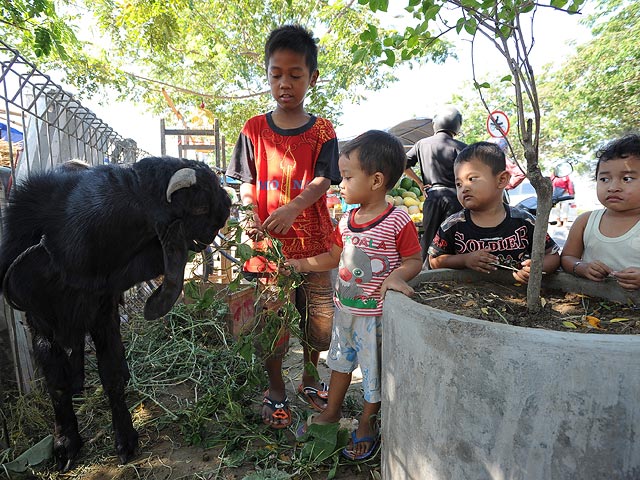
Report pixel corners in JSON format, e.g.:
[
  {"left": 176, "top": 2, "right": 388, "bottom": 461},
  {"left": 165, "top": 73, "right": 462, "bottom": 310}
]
[
  {"left": 296, "top": 411, "right": 341, "bottom": 437},
  {"left": 262, "top": 389, "right": 291, "bottom": 429}
]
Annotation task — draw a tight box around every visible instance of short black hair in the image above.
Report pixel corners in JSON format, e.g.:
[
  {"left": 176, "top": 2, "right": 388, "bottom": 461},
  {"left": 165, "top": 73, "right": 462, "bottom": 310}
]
[
  {"left": 595, "top": 133, "right": 640, "bottom": 177},
  {"left": 264, "top": 24, "right": 318, "bottom": 73},
  {"left": 455, "top": 141, "right": 506, "bottom": 175},
  {"left": 340, "top": 130, "right": 406, "bottom": 190}
]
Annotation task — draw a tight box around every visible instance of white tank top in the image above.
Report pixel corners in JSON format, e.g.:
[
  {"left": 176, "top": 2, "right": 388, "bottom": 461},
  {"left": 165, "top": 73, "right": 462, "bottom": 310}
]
[{"left": 582, "top": 209, "right": 640, "bottom": 270}]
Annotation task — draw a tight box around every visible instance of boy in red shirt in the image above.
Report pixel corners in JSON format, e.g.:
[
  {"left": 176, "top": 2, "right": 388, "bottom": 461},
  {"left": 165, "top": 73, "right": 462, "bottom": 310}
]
[{"left": 226, "top": 25, "right": 340, "bottom": 429}]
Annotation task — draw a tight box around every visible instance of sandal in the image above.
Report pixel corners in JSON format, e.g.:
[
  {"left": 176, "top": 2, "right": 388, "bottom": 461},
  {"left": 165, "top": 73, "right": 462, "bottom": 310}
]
[
  {"left": 296, "top": 413, "right": 320, "bottom": 438},
  {"left": 342, "top": 430, "right": 380, "bottom": 461},
  {"left": 297, "top": 382, "right": 329, "bottom": 412},
  {"left": 262, "top": 391, "right": 292, "bottom": 429}
]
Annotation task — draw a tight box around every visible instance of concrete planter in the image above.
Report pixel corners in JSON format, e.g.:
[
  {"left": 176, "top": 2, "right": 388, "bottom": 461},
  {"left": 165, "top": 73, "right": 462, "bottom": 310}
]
[{"left": 382, "top": 269, "right": 640, "bottom": 480}]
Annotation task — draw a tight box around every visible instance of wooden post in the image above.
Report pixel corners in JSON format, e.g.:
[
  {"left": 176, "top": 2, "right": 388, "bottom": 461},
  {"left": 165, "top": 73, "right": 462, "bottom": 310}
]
[
  {"left": 160, "top": 118, "right": 166, "bottom": 156},
  {"left": 214, "top": 119, "right": 220, "bottom": 168}
]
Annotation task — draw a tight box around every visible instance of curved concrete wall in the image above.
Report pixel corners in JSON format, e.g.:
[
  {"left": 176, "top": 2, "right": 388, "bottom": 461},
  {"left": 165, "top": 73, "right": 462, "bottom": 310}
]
[{"left": 382, "top": 270, "right": 640, "bottom": 480}]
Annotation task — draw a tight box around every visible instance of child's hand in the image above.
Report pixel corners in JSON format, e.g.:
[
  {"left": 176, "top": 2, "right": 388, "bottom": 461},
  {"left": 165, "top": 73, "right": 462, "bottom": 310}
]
[
  {"left": 380, "top": 276, "right": 414, "bottom": 298},
  {"left": 263, "top": 205, "right": 297, "bottom": 235},
  {"left": 243, "top": 211, "right": 264, "bottom": 241},
  {"left": 513, "top": 259, "right": 531, "bottom": 284},
  {"left": 283, "top": 258, "right": 302, "bottom": 274},
  {"left": 611, "top": 267, "right": 640, "bottom": 290},
  {"left": 577, "top": 260, "right": 612, "bottom": 281},
  {"left": 464, "top": 249, "right": 499, "bottom": 274}
]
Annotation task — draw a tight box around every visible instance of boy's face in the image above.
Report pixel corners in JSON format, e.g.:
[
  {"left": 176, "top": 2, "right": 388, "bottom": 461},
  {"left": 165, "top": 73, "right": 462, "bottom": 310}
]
[
  {"left": 596, "top": 155, "right": 640, "bottom": 213},
  {"left": 454, "top": 158, "right": 508, "bottom": 211},
  {"left": 338, "top": 152, "right": 375, "bottom": 205},
  {"left": 267, "top": 48, "right": 318, "bottom": 113}
]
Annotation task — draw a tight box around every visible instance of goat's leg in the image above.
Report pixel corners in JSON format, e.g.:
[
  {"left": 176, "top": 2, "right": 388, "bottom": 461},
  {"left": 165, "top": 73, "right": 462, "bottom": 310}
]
[
  {"left": 32, "top": 332, "right": 83, "bottom": 471},
  {"left": 69, "top": 336, "right": 85, "bottom": 395},
  {"left": 90, "top": 303, "right": 138, "bottom": 464}
]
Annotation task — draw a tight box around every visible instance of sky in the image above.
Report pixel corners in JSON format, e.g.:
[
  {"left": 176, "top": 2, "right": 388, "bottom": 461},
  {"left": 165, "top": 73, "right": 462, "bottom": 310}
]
[{"left": 85, "top": 5, "right": 593, "bottom": 155}]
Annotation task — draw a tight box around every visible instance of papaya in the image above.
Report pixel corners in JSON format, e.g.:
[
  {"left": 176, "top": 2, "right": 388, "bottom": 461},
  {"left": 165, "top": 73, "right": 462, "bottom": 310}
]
[
  {"left": 403, "top": 197, "right": 420, "bottom": 208},
  {"left": 400, "top": 177, "right": 414, "bottom": 190}
]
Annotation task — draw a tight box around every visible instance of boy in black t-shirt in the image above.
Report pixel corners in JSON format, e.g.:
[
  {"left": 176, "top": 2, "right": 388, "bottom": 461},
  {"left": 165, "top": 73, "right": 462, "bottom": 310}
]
[{"left": 428, "top": 141, "right": 560, "bottom": 283}]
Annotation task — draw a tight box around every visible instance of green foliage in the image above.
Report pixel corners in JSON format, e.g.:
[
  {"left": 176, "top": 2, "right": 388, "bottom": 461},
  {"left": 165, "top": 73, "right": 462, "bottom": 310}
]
[
  {"left": 539, "top": 0, "right": 640, "bottom": 163},
  {"left": 297, "top": 421, "right": 351, "bottom": 463},
  {"left": 0, "top": 0, "right": 78, "bottom": 59}
]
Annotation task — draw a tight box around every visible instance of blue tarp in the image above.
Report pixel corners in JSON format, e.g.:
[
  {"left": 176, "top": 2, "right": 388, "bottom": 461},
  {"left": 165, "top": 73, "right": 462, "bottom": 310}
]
[{"left": 0, "top": 122, "right": 23, "bottom": 142}]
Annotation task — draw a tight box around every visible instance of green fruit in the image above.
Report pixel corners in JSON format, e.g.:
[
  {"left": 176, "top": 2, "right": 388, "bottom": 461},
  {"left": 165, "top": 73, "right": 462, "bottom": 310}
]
[
  {"left": 400, "top": 177, "right": 414, "bottom": 190},
  {"left": 396, "top": 187, "right": 407, "bottom": 195},
  {"left": 389, "top": 188, "right": 398, "bottom": 196},
  {"left": 410, "top": 186, "right": 422, "bottom": 197}
]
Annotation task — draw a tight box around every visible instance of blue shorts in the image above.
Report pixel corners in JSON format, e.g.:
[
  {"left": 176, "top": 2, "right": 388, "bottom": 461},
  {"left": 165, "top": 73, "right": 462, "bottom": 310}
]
[{"left": 326, "top": 309, "right": 382, "bottom": 404}]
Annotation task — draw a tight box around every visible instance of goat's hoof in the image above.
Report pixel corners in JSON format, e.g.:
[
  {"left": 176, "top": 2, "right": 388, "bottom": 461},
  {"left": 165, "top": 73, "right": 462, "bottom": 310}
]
[
  {"left": 53, "top": 434, "right": 83, "bottom": 472},
  {"left": 115, "top": 428, "right": 139, "bottom": 465}
]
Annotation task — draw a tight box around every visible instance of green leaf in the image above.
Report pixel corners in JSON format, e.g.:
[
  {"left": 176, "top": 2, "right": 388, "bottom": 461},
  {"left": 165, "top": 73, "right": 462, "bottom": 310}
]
[
  {"left": 242, "top": 468, "right": 291, "bottom": 480},
  {"left": 299, "top": 423, "right": 350, "bottom": 463},
  {"left": 235, "top": 243, "right": 254, "bottom": 262},
  {"left": 382, "top": 49, "right": 396, "bottom": 66},
  {"left": 562, "top": 321, "right": 577, "bottom": 329},
  {"left": 498, "top": 24, "right": 512, "bottom": 38},
  {"left": 500, "top": 75, "right": 513, "bottom": 82},
  {"left": 352, "top": 48, "right": 367, "bottom": 64},
  {"left": 464, "top": 18, "right": 478, "bottom": 36},
  {"left": 1, "top": 435, "right": 53, "bottom": 473}
]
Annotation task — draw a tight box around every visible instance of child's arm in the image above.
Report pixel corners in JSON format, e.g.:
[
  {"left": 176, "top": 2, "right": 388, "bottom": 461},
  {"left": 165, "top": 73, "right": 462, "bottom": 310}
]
[
  {"left": 380, "top": 252, "right": 423, "bottom": 298},
  {"left": 286, "top": 244, "right": 342, "bottom": 273},
  {"left": 429, "top": 249, "right": 499, "bottom": 273},
  {"left": 262, "top": 177, "right": 331, "bottom": 235},
  {"left": 561, "top": 212, "right": 613, "bottom": 281},
  {"left": 240, "top": 182, "right": 263, "bottom": 240},
  {"left": 513, "top": 251, "right": 561, "bottom": 284}
]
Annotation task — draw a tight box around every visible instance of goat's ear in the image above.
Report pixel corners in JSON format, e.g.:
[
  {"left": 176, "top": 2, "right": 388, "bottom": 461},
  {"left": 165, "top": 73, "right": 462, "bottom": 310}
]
[{"left": 144, "top": 220, "right": 188, "bottom": 320}]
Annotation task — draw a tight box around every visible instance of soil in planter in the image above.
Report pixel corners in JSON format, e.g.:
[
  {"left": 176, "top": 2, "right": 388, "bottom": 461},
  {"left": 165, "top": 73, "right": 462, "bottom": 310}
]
[{"left": 413, "top": 280, "right": 640, "bottom": 334}]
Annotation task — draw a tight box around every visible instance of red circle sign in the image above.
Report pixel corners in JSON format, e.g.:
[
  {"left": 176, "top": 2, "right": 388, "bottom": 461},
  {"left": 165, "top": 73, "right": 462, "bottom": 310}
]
[{"left": 487, "top": 110, "right": 510, "bottom": 138}]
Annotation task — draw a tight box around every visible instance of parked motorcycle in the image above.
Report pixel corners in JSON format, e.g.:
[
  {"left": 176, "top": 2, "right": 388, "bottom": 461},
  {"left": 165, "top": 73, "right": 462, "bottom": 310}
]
[{"left": 513, "top": 162, "right": 576, "bottom": 225}]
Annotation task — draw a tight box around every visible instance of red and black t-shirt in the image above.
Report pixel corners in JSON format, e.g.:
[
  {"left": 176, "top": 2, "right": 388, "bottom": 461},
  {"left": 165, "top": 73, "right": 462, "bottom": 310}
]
[
  {"left": 227, "top": 112, "right": 340, "bottom": 258},
  {"left": 428, "top": 204, "right": 559, "bottom": 269}
]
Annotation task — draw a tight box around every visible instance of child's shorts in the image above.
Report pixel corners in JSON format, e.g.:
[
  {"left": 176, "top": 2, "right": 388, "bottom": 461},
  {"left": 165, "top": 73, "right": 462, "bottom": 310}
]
[
  {"left": 326, "top": 309, "right": 382, "bottom": 404},
  {"left": 296, "top": 271, "right": 334, "bottom": 352},
  {"left": 254, "top": 270, "right": 334, "bottom": 357}
]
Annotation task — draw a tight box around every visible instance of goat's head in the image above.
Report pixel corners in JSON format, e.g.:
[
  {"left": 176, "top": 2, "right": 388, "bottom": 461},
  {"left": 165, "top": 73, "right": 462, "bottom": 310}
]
[{"left": 141, "top": 157, "right": 232, "bottom": 320}]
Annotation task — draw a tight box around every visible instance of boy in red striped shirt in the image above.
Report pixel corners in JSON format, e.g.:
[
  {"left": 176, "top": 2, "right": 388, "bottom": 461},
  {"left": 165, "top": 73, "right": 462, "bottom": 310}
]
[{"left": 287, "top": 130, "right": 422, "bottom": 460}]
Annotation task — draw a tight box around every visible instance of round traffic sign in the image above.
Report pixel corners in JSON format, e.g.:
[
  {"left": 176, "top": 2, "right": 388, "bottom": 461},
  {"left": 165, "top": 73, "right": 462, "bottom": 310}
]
[{"left": 487, "top": 110, "right": 510, "bottom": 138}]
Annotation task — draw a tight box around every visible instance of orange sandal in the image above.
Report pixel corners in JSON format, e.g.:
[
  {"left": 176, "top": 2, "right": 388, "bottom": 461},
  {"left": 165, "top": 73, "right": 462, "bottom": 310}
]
[
  {"left": 297, "top": 382, "right": 329, "bottom": 413},
  {"left": 262, "top": 391, "right": 292, "bottom": 429}
]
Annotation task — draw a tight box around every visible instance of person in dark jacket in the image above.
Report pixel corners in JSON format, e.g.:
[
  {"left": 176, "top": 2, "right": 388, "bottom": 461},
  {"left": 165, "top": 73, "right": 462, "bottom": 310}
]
[{"left": 404, "top": 106, "right": 467, "bottom": 262}]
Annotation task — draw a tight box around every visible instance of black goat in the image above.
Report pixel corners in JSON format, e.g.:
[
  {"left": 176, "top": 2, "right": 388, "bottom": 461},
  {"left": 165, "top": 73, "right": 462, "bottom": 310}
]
[{"left": 0, "top": 156, "right": 231, "bottom": 470}]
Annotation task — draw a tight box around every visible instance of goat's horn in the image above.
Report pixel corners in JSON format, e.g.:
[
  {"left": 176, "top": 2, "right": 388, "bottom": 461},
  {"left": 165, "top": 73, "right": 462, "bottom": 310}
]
[{"left": 166, "top": 168, "right": 197, "bottom": 202}]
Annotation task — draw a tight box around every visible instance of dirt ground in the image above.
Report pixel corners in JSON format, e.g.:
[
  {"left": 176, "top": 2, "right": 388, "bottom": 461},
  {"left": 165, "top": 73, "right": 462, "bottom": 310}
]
[{"left": 412, "top": 278, "right": 640, "bottom": 334}]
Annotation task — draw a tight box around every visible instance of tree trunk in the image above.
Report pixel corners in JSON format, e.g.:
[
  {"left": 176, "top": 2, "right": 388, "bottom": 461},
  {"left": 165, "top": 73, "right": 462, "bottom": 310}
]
[{"left": 526, "top": 169, "right": 553, "bottom": 313}]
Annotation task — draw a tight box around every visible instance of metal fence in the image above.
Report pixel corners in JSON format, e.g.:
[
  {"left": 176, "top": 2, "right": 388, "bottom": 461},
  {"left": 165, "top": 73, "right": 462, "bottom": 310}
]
[{"left": 0, "top": 40, "right": 151, "bottom": 393}]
